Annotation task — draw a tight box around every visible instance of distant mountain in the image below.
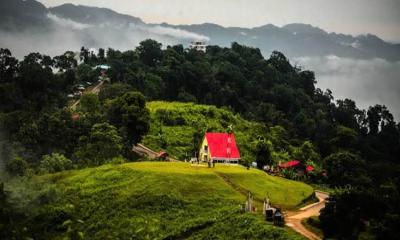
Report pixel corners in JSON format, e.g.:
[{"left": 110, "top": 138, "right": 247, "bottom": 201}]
[
  {"left": 170, "top": 22, "right": 400, "bottom": 60},
  {"left": 0, "top": 0, "right": 50, "bottom": 31},
  {"left": 49, "top": 4, "right": 144, "bottom": 26},
  {"left": 1, "top": 0, "right": 399, "bottom": 61}
]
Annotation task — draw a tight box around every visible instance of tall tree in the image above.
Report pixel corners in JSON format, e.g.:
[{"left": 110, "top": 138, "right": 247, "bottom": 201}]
[{"left": 107, "top": 91, "right": 150, "bottom": 145}]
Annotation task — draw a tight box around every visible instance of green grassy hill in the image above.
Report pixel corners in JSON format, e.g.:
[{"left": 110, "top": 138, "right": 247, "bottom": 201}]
[
  {"left": 8, "top": 162, "right": 313, "bottom": 239},
  {"left": 142, "top": 101, "right": 266, "bottom": 163}
]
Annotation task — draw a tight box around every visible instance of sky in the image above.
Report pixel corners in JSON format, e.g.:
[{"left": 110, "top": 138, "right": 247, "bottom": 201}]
[{"left": 38, "top": 0, "right": 400, "bottom": 42}]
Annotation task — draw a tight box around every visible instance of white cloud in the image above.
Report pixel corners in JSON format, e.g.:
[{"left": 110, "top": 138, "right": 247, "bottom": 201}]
[
  {"left": 47, "top": 13, "right": 91, "bottom": 30},
  {"left": 143, "top": 25, "right": 209, "bottom": 41},
  {"left": 0, "top": 14, "right": 211, "bottom": 58}
]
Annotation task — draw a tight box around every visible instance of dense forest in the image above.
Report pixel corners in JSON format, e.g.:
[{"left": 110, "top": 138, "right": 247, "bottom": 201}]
[{"left": 1, "top": 40, "right": 400, "bottom": 239}]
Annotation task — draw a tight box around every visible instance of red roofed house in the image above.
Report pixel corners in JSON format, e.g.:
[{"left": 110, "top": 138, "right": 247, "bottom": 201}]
[{"left": 199, "top": 132, "right": 240, "bottom": 164}]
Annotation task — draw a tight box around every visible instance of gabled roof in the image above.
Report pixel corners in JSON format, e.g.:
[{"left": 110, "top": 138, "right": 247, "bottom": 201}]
[
  {"left": 205, "top": 132, "right": 240, "bottom": 159},
  {"left": 279, "top": 160, "right": 300, "bottom": 168},
  {"left": 306, "top": 165, "right": 314, "bottom": 172}
]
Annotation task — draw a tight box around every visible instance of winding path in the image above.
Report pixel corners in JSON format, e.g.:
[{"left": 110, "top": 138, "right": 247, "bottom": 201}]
[{"left": 285, "top": 191, "right": 329, "bottom": 240}]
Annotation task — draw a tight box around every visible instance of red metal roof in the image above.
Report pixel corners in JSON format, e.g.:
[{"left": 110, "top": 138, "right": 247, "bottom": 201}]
[
  {"left": 205, "top": 133, "right": 240, "bottom": 159},
  {"left": 157, "top": 151, "right": 169, "bottom": 158},
  {"left": 279, "top": 160, "right": 300, "bottom": 168},
  {"left": 306, "top": 165, "right": 314, "bottom": 172}
]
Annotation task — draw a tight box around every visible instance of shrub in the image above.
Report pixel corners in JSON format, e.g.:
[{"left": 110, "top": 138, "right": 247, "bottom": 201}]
[
  {"left": 39, "top": 153, "right": 73, "bottom": 174},
  {"left": 6, "top": 157, "right": 28, "bottom": 176}
]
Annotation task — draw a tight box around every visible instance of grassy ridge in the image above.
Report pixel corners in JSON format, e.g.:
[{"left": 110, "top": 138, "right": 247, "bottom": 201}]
[
  {"left": 215, "top": 166, "right": 314, "bottom": 209},
  {"left": 142, "top": 101, "right": 266, "bottom": 162},
  {"left": 9, "top": 162, "right": 311, "bottom": 239}
]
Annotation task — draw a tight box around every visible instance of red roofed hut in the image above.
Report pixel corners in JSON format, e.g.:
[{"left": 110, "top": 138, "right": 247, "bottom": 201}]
[
  {"left": 199, "top": 132, "right": 240, "bottom": 164},
  {"left": 278, "top": 160, "right": 315, "bottom": 176}
]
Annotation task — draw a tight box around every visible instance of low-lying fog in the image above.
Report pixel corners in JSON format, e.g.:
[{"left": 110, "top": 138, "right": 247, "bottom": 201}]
[{"left": 296, "top": 56, "right": 400, "bottom": 120}]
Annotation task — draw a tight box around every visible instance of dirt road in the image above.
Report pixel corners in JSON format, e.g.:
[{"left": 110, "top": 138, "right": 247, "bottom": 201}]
[{"left": 286, "top": 191, "right": 329, "bottom": 240}]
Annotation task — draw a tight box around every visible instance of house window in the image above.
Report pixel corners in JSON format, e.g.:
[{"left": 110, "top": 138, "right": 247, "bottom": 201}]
[{"left": 204, "top": 145, "right": 208, "bottom": 153}]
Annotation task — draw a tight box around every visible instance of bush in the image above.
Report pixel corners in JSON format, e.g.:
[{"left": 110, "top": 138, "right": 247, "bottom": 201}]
[
  {"left": 110, "top": 156, "right": 127, "bottom": 165},
  {"left": 39, "top": 153, "right": 73, "bottom": 174},
  {"left": 6, "top": 157, "right": 28, "bottom": 176}
]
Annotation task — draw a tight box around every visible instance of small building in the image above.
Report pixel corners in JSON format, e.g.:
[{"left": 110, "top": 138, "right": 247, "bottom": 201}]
[
  {"left": 199, "top": 132, "right": 240, "bottom": 164},
  {"left": 190, "top": 41, "right": 207, "bottom": 52},
  {"left": 157, "top": 151, "right": 169, "bottom": 161}
]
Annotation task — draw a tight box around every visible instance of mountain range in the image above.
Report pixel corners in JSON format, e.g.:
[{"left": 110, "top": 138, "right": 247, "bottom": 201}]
[{"left": 1, "top": 0, "right": 400, "bottom": 61}]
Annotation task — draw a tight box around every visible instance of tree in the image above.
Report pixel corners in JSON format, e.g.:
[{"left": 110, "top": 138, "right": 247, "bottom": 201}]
[
  {"left": 79, "top": 93, "right": 100, "bottom": 114},
  {"left": 76, "top": 64, "right": 93, "bottom": 83},
  {"left": 0, "top": 48, "right": 18, "bottom": 83},
  {"left": 324, "top": 152, "right": 370, "bottom": 187},
  {"left": 333, "top": 99, "right": 364, "bottom": 130},
  {"left": 107, "top": 92, "right": 150, "bottom": 145},
  {"left": 99, "top": 83, "right": 133, "bottom": 102},
  {"left": 75, "top": 123, "right": 123, "bottom": 166},
  {"left": 97, "top": 48, "right": 105, "bottom": 62},
  {"left": 298, "top": 70, "right": 316, "bottom": 96},
  {"left": 330, "top": 125, "right": 358, "bottom": 151},
  {"left": 292, "top": 141, "right": 320, "bottom": 164},
  {"left": 266, "top": 51, "right": 293, "bottom": 73},
  {"left": 136, "top": 39, "right": 163, "bottom": 67},
  {"left": 320, "top": 187, "right": 379, "bottom": 239},
  {"left": 255, "top": 140, "right": 273, "bottom": 169},
  {"left": 80, "top": 47, "right": 89, "bottom": 64},
  {"left": 53, "top": 51, "right": 77, "bottom": 72},
  {"left": 39, "top": 153, "right": 73, "bottom": 173},
  {"left": 6, "top": 156, "right": 28, "bottom": 176},
  {"left": 367, "top": 105, "right": 394, "bottom": 135}
]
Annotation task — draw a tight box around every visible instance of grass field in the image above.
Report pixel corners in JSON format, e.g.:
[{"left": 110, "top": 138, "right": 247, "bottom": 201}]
[{"left": 8, "top": 162, "right": 312, "bottom": 239}]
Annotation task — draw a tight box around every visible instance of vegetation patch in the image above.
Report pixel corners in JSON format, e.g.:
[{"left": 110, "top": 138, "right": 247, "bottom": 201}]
[{"left": 142, "top": 101, "right": 265, "bottom": 163}]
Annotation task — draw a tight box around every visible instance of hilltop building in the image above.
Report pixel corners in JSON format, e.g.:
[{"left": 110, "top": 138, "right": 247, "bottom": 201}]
[
  {"left": 190, "top": 41, "right": 207, "bottom": 52},
  {"left": 199, "top": 132, "right": 240, "bottom": 164}
]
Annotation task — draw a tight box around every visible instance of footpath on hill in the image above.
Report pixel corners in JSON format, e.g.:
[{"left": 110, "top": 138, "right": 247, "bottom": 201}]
[{"left": 285, "top": 191, "right": 329, "bottom": 240}]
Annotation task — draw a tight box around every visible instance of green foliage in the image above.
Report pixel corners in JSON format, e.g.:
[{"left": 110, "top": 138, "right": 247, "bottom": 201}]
[
  {"left": 330, "top": 125, "right": 358, "bottom": 151},
  {"left": 142, "top": 101, "right": 266, "bottom": 163},
  {"left": 255, "top": 140, "right": 273, "bottom": 168},
  {"left": 136, "top": 39, "right": 163, "bottom": 67},
  {"left": 292, "top": 141, "right": 320, "bottom": 164},
  {"left": 39, "top": 153, "right": 73, "bottom": 174},
  {"left": 76, "top": 63, "right": 93, "bottom": 82},
  {"left": 79, "top": 93, "right": 100, "bottom": 114},
  {"left": 75, "top": 123, "right": 123, "bottom": 166},
  {"left": 107, "top": 91, "right": 150, "bottom": 145},
  {"left": 6, "top": 156, "right": 28, "bottom": 176},
  {"left": 324, "top": 152, "right": 370, "bottom": 187},
  {"left": 319, "top": 187, "right": 393, "bottom": 239},
  {"left": 98, "top": 83, "right": 133, "bottom": 102}
]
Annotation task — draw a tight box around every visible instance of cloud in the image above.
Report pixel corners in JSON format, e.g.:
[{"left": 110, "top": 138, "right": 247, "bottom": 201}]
[
  {"left": 47, "top": 13, "right": 91, "bottom": 30},
  {"left": 143, "top": 25, "right": 209, "bottom": 41},
  {"left": 295, "top": 56, "right": 400, "bottom": 120}
]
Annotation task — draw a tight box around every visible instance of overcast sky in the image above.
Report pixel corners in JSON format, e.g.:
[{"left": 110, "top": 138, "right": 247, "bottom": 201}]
[{"left": 38, "top": 0, "right": 400, "bottom": 42}]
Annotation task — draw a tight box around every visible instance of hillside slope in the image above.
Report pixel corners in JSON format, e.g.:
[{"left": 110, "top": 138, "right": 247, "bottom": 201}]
[
  {"left": 8, "top": 162, "right": 312, "bottom": 239},
  {"left": 142, "top": 101, "right": 265, "bottom": 163}
]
